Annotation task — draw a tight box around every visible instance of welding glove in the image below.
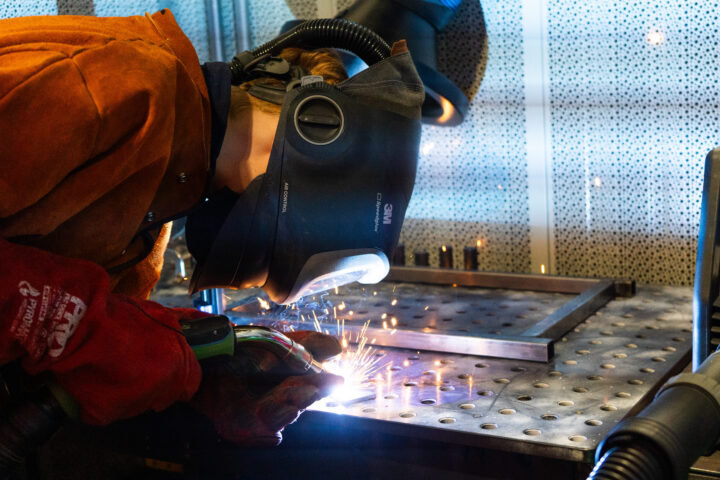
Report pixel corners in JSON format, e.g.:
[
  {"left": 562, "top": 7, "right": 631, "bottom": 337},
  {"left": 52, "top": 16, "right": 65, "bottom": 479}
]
[
  {"left": 189, "top": 330, "right": 343, "bottom": 447},
  {"left": 0, "top": 236, "right": 205, "bottom": 425}
]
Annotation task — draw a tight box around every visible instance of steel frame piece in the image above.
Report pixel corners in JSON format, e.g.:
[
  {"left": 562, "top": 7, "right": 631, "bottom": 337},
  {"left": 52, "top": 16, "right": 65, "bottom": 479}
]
[{"left": 228, "top": 267, "right": 634, "bottom": 363}]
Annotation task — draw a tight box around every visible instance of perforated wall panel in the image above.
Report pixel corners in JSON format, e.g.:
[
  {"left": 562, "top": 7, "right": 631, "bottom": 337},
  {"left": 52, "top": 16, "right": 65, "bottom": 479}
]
[
  {"left": 219, "top": 0, "right": 238, "bottom": 60},
  {"left": 6, "top": 0, "right": 719, "bottom": 287},
  {"left": 57, "top": 0, "right": 94, "bottom": 15},
  {"left": 0, "top": 1, "right": 212, "bottom": 62},
  {"left": 275, "top": 0, "right": 531, "bottom": 273},
  {"left": 93, "top": 0, "right": 211, "bottom": 62},
  {"left": 547, "top": 0, "right": 720, "bottom": 285},
  {"left": 400, "top": 0, "right": 530, "bottom": 273},
  {"left": 246, "top": 0, "right": 316, "bottom": 46},
  {"left": 1, "top": 1, "right": 56, "bottom": 17}
]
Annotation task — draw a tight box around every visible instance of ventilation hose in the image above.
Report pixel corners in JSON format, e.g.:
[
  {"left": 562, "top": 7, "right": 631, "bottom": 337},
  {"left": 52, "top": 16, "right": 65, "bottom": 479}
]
[
  {"left": 0, "top": 390, "right": 64, "bottom": 479},
  {"left": 229, "top": 18, "right": 391, "bottom": 84},
  {"left": 587, "top": 443, "right": 667, "bottom": 480},
  {"left": 588, "top": 350, "right": 720, "bottom": 480}
]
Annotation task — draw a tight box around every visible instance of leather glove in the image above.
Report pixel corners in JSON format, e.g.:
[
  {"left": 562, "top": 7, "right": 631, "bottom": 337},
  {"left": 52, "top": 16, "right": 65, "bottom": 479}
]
[{"left": 189, "top": 330, "right": 343, "bottom": 447}]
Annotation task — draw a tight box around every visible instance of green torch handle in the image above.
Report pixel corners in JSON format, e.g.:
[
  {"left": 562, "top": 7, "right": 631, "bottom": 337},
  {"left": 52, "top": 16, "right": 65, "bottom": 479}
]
[{"left": 179, "top": 316, "right": 236, "bottom": 360}]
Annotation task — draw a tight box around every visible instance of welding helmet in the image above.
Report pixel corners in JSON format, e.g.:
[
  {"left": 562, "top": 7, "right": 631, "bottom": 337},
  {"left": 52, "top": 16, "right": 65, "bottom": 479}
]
[{"left": 187, "top": 19, "right": 423, "bottom": 305}]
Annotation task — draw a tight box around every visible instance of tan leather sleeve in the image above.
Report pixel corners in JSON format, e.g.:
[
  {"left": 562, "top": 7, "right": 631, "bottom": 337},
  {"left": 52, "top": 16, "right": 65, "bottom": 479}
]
[
  {"left": 0, "top": 12, "right": 207, "bottom": 234},
  {"left": 110, "top": 223, "right": 173, "bottom": 299}
]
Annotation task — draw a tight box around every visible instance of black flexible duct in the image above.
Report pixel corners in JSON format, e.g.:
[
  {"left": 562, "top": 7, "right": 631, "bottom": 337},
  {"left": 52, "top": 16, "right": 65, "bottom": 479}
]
[
  {"left": 0, "top": 390, "right": 64, "bottom": 478},
  {"left": 587, "top": 444, "right": 667, "bottom": 480},
  {"left": 229, "top": 18, "right": 391, "bottom": 84},
  {"left": 588, "top": 350, "right": 720, "bottom": 480}
]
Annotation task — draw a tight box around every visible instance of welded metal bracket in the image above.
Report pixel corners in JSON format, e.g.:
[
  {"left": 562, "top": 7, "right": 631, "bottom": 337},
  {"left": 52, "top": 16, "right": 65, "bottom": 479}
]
[
  {"left": 228, "top": 267, "right": 634, "bottom": 363},
  {"left": 358, "top": 267, "right": 634, "bottom": 362}
]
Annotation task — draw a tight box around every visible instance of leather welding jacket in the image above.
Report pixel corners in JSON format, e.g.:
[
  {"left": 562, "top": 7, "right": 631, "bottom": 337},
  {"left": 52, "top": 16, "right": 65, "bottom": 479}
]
[{"left": 0, "top": 10, "right": 225, "bottom": 425}]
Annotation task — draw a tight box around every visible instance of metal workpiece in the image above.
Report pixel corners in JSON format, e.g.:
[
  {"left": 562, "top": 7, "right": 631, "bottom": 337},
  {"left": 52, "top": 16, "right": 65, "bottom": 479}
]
[
  {"left": 385, "top": 267, "right": 625, "bottom": 294},
  {"left": 521, "top": 280, "right": 615, "bottom": 339},
  {"left": 305, "top": 285, "right": 692, "bottom": 463},
  {"left": 150, "top": 276, "right": 691, "bottom": 464},
  {"left": 238, "top": 282, "right": 572, "bottom": 362},
  {"left": 349, "top": 328, "right": 554, "bottom": 362},
  {"left": 236, "top": 270, "right": 623, "bottom": 362}
]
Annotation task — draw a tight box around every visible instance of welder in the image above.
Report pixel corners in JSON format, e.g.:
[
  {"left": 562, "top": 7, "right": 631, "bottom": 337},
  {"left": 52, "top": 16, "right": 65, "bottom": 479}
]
[{"left": 0, "top": 9, "right": 422, "bottom": 451}]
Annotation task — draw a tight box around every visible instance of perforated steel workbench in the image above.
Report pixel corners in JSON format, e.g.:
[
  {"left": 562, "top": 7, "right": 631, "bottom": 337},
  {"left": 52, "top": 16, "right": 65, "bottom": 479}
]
[
  {"left": 308, "top": 286, "right": 690, "bottom": 463},
  {"left": 152, "top": 272, "right": 693, "bottom": 467}
]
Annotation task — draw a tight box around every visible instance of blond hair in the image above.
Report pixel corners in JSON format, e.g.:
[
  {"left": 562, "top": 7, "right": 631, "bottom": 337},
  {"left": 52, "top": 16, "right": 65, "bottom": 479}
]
[{"left": 229, "top": 47, "right": 348, "bottom": 119}]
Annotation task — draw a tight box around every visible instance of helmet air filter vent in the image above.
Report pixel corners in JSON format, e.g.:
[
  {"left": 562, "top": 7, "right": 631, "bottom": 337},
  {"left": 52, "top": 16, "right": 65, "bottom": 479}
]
[{"left": 294, "top": 95, "right": 344, "bottom": 145}]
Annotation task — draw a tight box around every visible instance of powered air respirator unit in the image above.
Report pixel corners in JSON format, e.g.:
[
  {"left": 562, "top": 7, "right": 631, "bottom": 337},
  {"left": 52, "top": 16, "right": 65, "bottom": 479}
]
[{"left": 186, "top": 19, "right": 424, "bottom": 305}]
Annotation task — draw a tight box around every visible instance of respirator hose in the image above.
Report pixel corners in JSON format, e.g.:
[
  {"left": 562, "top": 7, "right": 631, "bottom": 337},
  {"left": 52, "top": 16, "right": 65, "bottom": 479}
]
[
  {"left": 587, "top": 444, "right": 666, "bottom": 480},
  {"left": 587, "top": 350, "right": 720, "bottom": 480},
  {"left": 0, "top": 390, "right": 64, "bottom": 478},
  {"left": 230, "top": 18, "right": 391, "bottom": 84}
]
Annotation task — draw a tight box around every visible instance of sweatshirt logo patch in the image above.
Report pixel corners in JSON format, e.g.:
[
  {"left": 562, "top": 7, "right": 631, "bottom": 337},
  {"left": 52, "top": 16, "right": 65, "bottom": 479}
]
[{"left": 11, "top": 281, "right": 87, "bottom": 359}]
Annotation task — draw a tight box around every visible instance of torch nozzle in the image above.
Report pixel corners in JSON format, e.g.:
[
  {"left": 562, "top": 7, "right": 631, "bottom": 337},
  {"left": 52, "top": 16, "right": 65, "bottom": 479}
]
[{"left": 232, "top": 325, "right": 325, "bottom": 374}]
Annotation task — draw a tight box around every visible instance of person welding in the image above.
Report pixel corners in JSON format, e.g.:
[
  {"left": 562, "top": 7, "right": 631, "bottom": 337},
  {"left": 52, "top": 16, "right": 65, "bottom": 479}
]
[{"left": 0, "top": 9, "right": 422, "bottom": 453}]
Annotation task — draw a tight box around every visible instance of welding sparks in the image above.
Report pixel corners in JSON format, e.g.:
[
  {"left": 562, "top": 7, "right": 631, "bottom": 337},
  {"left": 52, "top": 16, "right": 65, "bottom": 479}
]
[
  {"left": 271, "top": 290, "right": 397, "bottom": 405},
  {"left": 257, "top": 297, "right": 271, "bottom": 310},
  {"left": 321, "top": 320, "right": 386, "bottom": 400},
  {"left": 312, "top": 311, "right": 322, "bottom": 333}
]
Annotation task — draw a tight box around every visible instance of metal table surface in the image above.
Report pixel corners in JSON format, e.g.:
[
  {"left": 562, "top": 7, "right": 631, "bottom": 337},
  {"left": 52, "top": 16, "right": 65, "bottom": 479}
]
[{"left": 151, "top": 282, "right": 693, "bottom": 465}]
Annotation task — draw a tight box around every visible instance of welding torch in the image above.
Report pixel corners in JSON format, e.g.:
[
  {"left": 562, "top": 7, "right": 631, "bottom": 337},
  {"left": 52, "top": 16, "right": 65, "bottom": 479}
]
[
  {"left": 0, "top": 316, "right": 324, "bottom": 476},
  {"left": 180, "top": 316, "right": 325, "bottom": 372}
]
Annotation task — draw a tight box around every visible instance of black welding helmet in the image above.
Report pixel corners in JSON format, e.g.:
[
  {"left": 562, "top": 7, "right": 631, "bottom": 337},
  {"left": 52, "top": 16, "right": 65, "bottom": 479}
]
[{"left": 187, "top": 19, "right": 423, "bottom": 304}]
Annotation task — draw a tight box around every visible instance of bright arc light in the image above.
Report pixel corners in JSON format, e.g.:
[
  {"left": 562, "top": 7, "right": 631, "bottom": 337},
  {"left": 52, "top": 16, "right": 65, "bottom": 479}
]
[
  {"left": 322, "top": 320, "right": 385, "bottom": 404},
  {"left": 257, "top": 297, "right": 271, "bottom": 310}
]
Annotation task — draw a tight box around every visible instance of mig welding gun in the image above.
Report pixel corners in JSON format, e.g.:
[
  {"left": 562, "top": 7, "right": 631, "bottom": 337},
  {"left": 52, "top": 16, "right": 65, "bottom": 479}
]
[{"left": 0, "top": 317, "right": 323, "bottom": 477}]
